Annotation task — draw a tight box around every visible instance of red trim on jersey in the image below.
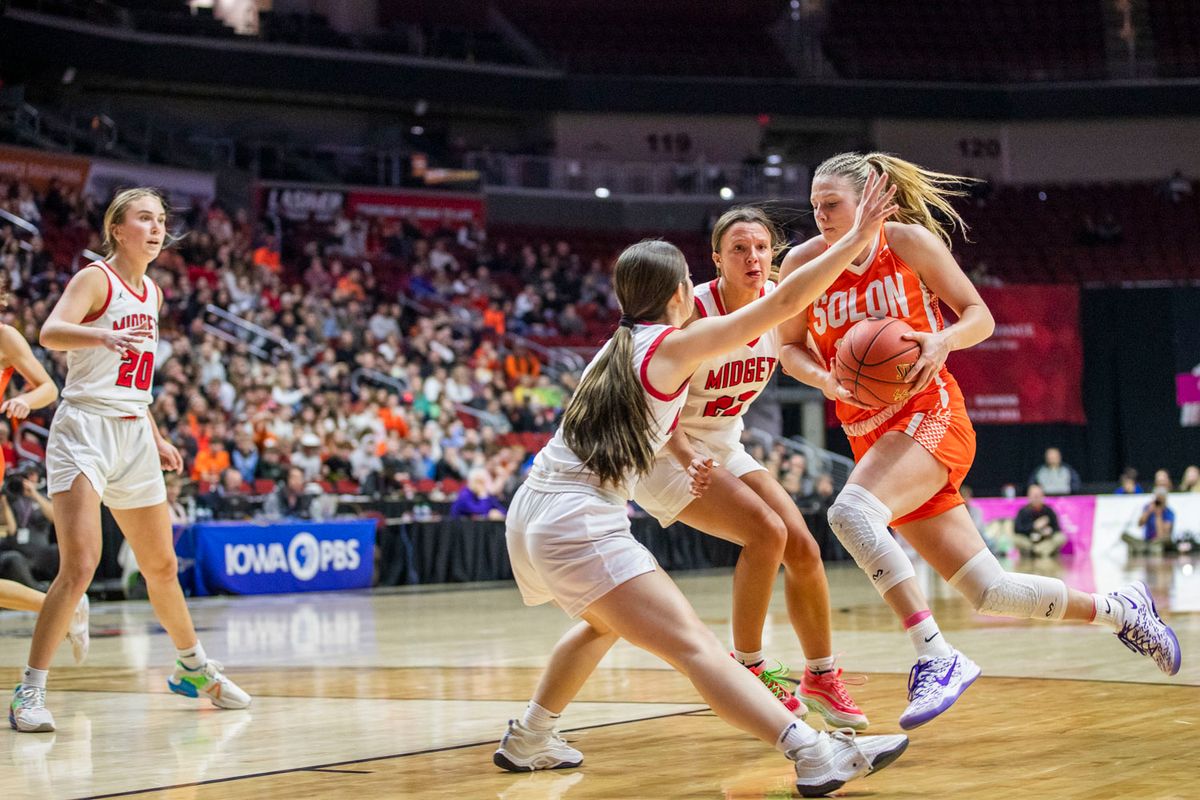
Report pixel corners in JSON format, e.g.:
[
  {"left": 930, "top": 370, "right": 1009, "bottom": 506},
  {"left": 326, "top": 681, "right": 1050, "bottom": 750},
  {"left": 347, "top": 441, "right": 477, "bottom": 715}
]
[
  {"left": 79, "top": 264, "right": 113, "bottom": 324},
  {"left": 99, "top": 259, "right": 149, "bottom": 303},
  {"left": 708, "top": 278, "right": 768, "bottom": 347},
  {"left": 693, "top": 296, "right": 707, "bottom": 318},
  {"left": 709, "top": 279, "right": 726, "bottom": 315},
  {"left": 639, "top": 327, "right": 688, "bottom": 401},
  {"left": 153, "top": 279, "right": 163, "bottom": 311}
]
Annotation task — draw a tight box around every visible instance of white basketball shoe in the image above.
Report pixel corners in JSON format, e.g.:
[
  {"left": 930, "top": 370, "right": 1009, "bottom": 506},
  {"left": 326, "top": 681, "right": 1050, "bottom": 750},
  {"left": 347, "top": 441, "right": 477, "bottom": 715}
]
[
  {"left": 789, "top": 728, "right": 909, "bottom": 797},
  {"left": 493, "top": 719, "right": 583, "bottom": 772}
]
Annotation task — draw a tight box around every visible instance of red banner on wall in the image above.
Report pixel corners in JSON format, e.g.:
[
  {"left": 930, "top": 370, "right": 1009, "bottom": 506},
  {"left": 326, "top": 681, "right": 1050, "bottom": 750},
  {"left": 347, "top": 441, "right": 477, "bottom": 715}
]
[
  {"left": 949, "top": 285, "right": 1086, "bottom": 424},
  {"left": 0, "top": 144, "right": 91, "bottom": 193},
  {"left": 345, "top": 190, "right": 485, "bottom": 234}
]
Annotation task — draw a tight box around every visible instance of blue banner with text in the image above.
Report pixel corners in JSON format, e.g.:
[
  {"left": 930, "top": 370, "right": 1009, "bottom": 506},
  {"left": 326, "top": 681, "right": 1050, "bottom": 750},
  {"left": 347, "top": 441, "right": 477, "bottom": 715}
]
[{"left": 190, "top": 520, "right": 376, "bottom": 596}]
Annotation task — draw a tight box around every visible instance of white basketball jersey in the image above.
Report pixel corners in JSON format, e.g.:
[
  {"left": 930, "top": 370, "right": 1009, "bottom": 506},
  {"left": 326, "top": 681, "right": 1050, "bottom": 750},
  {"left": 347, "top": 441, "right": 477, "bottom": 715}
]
[
  {"left": 680, "top": 279, "right": 779, "bottom": 448},
  {"left": 527, "top": 323, "right": 689, "bottom": 501},
  {"left": 61, "top": 261, "right": 160, "bottom": 417}
]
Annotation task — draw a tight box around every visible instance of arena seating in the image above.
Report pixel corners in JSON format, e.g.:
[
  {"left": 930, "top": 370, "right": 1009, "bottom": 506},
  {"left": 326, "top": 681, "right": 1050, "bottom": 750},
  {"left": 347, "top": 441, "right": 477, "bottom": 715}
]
[{"left": 822, "top": 0, "right": 1108, "bottom": 82}]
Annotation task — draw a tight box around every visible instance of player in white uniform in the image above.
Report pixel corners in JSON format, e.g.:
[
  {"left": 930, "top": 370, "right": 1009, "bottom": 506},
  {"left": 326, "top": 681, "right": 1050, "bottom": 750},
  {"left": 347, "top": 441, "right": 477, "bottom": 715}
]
[
  {"left": 632, "top": 208, "right": 868, "bottom": 730},
  {"left": 10, "top": 188, "right": 250, "bottom": 734},
  {"left": 494, "top": 174, "right": 908, "bottom": 798}
]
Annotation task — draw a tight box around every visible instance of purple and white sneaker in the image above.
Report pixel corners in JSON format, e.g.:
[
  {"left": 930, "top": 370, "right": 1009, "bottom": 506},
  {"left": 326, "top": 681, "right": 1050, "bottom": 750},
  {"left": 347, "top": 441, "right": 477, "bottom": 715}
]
[
  {"left": 1110, "top": 581, "right": 1181, "bottom": 676},
  {"left": 898, "top": 649, "right": 980, "bottom": 731}
]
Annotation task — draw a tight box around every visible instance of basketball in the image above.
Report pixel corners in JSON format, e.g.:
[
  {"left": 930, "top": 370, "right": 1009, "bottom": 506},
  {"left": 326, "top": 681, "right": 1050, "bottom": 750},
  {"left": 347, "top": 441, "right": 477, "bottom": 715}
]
[{"left": 834, "top": 316, "right": 922, "bottom": 407}]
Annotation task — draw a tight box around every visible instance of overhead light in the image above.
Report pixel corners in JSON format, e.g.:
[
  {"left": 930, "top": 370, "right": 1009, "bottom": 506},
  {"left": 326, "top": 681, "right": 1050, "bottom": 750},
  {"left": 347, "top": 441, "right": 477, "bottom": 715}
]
[
  {"left": 719, "top": 187, "right": 735, "bottom": 200},
  {"left": 767, "top": 153, "right": 783, "bottom": 165},
  {"left": 410, "top": 125, "right": 425, "bottom": 136},
  {"left": 594, "top": 187, "right": 611, "bottom": 199}
]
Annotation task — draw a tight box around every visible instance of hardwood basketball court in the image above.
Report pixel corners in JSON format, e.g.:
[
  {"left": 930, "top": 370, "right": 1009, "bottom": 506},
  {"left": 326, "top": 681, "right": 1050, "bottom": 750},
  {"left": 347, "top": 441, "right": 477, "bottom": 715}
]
[{"left": 2, "top": 556, "right": 1196, "bottom": 799}]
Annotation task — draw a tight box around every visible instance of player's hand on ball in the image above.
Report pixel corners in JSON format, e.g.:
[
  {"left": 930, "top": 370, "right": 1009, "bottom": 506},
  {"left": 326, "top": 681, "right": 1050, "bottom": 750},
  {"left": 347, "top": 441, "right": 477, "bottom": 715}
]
[
  {"left": 687, "top": 456, "right": 714, "bottom": 498},
  {"left": 0, "top": 396, "right": 31, "bottom": 420},
  {"left": 822, "top": 369, "right": 872, "bottom": 410},
  {"left": 900, "top": 330, "right": 950, "bottom": 392},
  {"left": 157, "top": 438, "right": 184, "bottom": 472}
]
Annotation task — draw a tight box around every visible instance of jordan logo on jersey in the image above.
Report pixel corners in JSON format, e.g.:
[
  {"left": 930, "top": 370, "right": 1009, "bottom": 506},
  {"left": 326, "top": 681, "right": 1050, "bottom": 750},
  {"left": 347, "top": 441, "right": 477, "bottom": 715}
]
[{"left": 810, "top": 274, "right": 911, "bottom": 335}]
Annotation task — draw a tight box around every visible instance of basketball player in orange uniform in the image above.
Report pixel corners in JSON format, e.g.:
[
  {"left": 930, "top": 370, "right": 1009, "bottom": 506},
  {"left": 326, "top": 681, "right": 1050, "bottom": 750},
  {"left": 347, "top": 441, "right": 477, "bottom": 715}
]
[
  {"left": 778, "top": 152, "right": 1181, "bottom": 730},
  {"left": 0, "top": 310, "right": 89, "bottom": 663},
  {"left": 10, "top": 188, "right": 250, "bottom": 733}
]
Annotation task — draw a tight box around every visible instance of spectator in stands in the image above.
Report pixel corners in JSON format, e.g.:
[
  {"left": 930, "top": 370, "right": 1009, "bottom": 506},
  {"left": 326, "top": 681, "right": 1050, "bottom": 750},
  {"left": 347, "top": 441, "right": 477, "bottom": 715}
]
[
  {"left": 252, "top": 234, "right": 281, "bottom": 275},
  {"left": 261, "top": 467, "right": 314, "bottom": 520},
  {"left": 808, "top": 473, "right": 836, "bottom": 516},
  {"left": 503, "top": 343, "right": 541, "bottom": 386},
  {"left": 448, "top": 467, "right": 506, "bottom": 520},
  {"left": 231, "top": 431, "right": 260, "bottom": 483},
  {"left": 202, "top": 468, "right": 255, "bottom": 521},
  {"left": 1013, "top": 484, "right": 1065, "bottom": 558},
  {"left": 165, "top": 475, "right": 194, "bottom": 527},
  {"left": 1181, "top": 465, "right": 1200, "bottom": 493},
  {"left": 1124, "top": 486, "right": 1175, "bottom": 555},
  {"left": 292, "top": 433, "right": 323, "bottom": 481},
  {"left": 256, "top": 440, "right": 287, "bottom": 484},
  {"left": 192, "top": 435, "right": 231, "bottom": 484},
  {"left": 1115, "top": 467, "right": 1143, "bottom": 494},
  {"left": 1152, "top": 469, "right": 1173, "bottom": 492},
  {"left": 1029, "top": 447, "right": 1081, "bottom": 495}
]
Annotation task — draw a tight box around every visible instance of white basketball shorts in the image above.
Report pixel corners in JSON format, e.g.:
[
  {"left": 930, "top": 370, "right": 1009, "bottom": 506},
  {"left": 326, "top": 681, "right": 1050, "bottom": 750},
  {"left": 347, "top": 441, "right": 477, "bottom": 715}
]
[
  {"left": 632, "top": 438, "right": 766, "bottom": 527},
  {"left": 46, "top": 402, "right": 167, "bottom": 509},
  {"left": 506, "top": 483, "right": 658, "bottom": 618}
]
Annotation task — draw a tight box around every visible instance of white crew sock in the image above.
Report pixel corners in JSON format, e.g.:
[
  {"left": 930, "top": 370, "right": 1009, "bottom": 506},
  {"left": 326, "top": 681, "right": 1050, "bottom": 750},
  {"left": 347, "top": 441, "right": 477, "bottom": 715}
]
[
  {"left": 777, "top": 720, "right": 819, "bottom": 755},
  {"left": 733, "top": 649, "right": 765, "bottom": 668},
  {"left": 907, "top": 616, "right": 953, "bottom": 660},
  {"left": 21, "top": 666, "right": 48, "bottom": 689},
  {"left": 177, "top": 641, "right": 208, "bottom": 670},
  {"left": 521, "top": 700, "right": 560, "bottom": 733}
]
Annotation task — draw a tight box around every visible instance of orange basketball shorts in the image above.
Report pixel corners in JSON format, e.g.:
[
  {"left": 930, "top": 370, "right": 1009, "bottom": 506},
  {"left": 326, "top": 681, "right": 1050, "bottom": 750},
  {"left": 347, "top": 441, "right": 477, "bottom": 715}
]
[{"left": 845, "top": 375, "right": 977, "bottom": 527}]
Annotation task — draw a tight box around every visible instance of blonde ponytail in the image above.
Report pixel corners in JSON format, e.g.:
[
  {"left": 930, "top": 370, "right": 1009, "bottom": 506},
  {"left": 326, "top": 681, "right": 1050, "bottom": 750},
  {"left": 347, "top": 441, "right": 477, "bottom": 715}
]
[{"left": 815, "top": 152, "right": 974, "bottom": 248}]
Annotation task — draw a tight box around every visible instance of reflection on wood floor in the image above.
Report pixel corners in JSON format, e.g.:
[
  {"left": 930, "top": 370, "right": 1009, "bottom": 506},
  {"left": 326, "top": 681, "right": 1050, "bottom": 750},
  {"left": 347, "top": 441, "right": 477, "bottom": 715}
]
[{"left": 1, "top": 554, "right": 1196, "bottom": 799}]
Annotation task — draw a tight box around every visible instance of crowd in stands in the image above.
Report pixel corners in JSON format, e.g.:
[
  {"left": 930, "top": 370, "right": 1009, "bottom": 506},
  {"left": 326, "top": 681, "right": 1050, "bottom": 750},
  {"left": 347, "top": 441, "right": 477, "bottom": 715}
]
[{"left": 0, "top": 178, "right": 829, "bottom": 541}]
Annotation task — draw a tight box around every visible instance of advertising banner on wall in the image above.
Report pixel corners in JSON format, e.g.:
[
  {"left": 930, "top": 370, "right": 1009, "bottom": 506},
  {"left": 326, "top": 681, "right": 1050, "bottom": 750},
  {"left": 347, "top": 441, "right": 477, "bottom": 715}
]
[
  {"left": 973, "top": 495, "right": 1096, "bottom": 555},
  {"left": 1173, "top": 288, "right": 1200, "bottom": 426},
  {"left": 0, "top": 144, "right": 91, "bottom": 193},
  {"left": 344, "top": 189, "right": 485, "bottom": 234},
  {"left": 189, "top": 520, "right": 376, "bottom": 596},
  {"left": 85, "top": 158, "right": 216, "bottom": 207},
  {"left": 258, "top": 181, "right": 486, "bottom": 234},
  {"left": 949, "top": 285, "right": 1086, "bottom": 424}
]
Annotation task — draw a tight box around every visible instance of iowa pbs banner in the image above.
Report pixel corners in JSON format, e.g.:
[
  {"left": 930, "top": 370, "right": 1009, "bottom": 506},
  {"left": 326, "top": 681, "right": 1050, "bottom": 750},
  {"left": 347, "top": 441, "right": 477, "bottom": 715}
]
[
  {"left": 192, "top": 520, "right": 375, "bottom": 595},
  {"left": 950, "top": 285, "right": 1086, "bottom": 424}
]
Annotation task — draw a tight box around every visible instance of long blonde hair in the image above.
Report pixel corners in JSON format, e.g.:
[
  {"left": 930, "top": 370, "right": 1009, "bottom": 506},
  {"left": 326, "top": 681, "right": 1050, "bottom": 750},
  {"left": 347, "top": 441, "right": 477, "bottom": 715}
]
[
  {"left": 561, "top": 240, "right": 688, "bottom": 487},
  {"left": 102, "top": 187, "right": 172, "bottom": 259},
  {"left": 814, "top": 152, "right": 973, "bottom": 248}
]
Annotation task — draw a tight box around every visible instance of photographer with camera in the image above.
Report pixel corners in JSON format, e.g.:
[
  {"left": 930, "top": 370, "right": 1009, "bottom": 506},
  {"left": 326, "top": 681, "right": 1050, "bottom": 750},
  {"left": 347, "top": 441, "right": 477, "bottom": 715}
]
[
  {"left": 1124, "top": 486, "right": 1176, "bottom": 556},
  {"left": 0, "top": 464, "right": 58, "bottom": 586}
]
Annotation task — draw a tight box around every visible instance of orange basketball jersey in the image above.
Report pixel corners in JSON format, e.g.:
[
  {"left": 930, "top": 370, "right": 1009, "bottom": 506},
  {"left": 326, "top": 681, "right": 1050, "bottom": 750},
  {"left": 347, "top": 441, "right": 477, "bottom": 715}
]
[{"left": 805, "top": 224, "right": 954, "bottom": 431}]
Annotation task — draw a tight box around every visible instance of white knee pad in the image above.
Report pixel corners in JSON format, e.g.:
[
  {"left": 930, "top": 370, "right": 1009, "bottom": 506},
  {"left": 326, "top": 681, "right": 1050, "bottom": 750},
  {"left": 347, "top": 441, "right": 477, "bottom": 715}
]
[
  {"left": 948, "top": 548, "right": 1068, "bottom": 620},
  {"left": 827, "top": 485, "right": 914, "bottom": 595}
]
